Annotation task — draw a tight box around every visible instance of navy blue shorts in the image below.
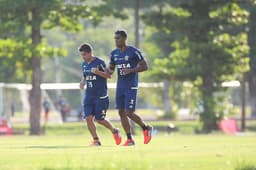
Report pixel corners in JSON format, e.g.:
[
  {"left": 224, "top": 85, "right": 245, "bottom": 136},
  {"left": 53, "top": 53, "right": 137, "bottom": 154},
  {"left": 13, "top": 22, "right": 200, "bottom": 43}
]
[
  {"left": 83, "top": 97, "right": 109, "bottom": 120},
  {"left": 116, "top": 88, "right": 137, "bottom": 111}
]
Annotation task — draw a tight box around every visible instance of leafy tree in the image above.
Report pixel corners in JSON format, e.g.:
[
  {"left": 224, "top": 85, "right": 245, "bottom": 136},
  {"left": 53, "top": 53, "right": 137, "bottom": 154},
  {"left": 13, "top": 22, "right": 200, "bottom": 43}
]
[
  {"left": 0, "top": 39, "right": 31, "bottom": 82},
  {"left": 99, "top": 0, "right": 164, "bottom": 47},
  {"left": 0, "top": 0, "right": 122, "bottom": 135},
  {"left": 240, "top": 0, "right": 256, "bottom": 118},
  {"left": 143, "top": 0, "right": 249, "bottom": 131}
]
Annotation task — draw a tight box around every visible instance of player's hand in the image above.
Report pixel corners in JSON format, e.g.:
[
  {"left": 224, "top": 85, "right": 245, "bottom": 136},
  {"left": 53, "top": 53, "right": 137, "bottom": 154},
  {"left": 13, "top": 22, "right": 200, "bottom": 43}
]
[
  {"left": 106, "top": 67, "right": 114, "bottom": 74},
  {"left": 79, "top": 81, "right": 85, "bottom": 89},
  {"left": 122, "top": 68, "right": 132, "bottom": 75},
  {"left": 91, "top": 66, "right": 99, "bottom": 74}
]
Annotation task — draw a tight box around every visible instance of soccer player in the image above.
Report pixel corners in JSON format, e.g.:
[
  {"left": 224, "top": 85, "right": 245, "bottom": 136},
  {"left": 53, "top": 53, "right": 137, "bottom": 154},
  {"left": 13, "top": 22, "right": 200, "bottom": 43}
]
[
  {"left": 79, "top": 43, "right": 121, "bottom": 146},
  {"left": 107, "top": 30, "right": 153, "bottom": 146}
]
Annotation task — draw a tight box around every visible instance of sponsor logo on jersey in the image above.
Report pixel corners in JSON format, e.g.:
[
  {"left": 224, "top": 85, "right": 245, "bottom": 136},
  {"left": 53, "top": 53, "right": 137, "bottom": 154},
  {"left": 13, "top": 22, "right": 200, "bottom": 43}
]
[
  {"left": 117, "top": 63, "right": 131, "bottom": 69},
  {"left": 86, "top": 75, "right": 97, "bottom": 81}
]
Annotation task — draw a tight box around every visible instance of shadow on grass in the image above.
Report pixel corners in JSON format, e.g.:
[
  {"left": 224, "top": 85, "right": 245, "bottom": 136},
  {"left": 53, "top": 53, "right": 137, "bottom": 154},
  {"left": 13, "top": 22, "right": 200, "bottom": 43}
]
[
  {"left": 26, "top": 146, "right": 85, "bottom": 149},
  {"left": 42, "top": 168, "right": 88, "bottom": 170},
  {"left": 26, "top": 145, "right": 114, "bottom": 149},
  {"left": 235, "top": 163, "right": 256, "bottom": 170}
]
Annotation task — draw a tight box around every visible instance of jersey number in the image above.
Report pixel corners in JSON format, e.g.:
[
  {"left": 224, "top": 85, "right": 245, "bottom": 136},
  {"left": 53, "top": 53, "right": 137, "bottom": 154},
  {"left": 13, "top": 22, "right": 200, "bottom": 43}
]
[
  {"left": 119, "top": 69, "right": 124, "bottom": 76},
  {"left": 88, "top": 82, "right": 93, "bottom": 88}
]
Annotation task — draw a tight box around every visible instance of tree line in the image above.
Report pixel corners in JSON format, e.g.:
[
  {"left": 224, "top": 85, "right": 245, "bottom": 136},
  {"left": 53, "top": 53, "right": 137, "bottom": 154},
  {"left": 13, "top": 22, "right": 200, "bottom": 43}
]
[{"left": 0, "top": 0, "right": 255, "bottom": 134}]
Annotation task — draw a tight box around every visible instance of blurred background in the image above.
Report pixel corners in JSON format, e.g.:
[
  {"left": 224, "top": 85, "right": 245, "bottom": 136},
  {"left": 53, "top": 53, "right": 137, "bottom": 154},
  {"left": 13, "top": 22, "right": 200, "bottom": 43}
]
[{"left": 0, "top": 0, "right": 255, "bottom": 135}]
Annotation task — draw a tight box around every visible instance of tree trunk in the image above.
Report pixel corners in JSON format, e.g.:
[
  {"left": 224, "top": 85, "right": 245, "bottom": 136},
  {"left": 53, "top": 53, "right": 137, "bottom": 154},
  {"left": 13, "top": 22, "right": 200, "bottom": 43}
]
[
  {"left": 134, "top": 0, "right": 140, "bottom": 48},
  {"left": 248, "top": 74, "right": 256, "bottom": 118},
  {"left": 248, "top": 8, "right": 256, "bottom": 118},
  {"left": 29, "top": 9, "right": 42, "bottom": 135},
  {"left": 129, "top": 0, "right": 140, "bottom": 134},
  {"left": 201, "top": 75, "right": 217, "bottom": 132},
  {"left": 241, "top": 73, "right": 246, "bottom": 131}
]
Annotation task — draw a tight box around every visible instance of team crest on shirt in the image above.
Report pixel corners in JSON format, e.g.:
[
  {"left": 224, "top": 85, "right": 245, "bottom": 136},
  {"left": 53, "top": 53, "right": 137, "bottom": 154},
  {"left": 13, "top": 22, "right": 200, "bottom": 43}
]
[
  {"left": 114, "top": 57, "right": 118, "bottom": 61},
  {"left": 125, "top": 55, "right": 129, "bottom": 61}
]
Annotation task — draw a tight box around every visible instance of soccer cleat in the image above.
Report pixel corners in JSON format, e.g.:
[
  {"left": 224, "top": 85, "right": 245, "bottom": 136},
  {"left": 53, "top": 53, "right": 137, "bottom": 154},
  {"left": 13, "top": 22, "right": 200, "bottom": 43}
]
[
  {"left": 121, "top": 139, "right": 135, "bottom": 146},
  {"left": 143, "top": 125, "right": 153, "bottom": 144},
  {"left": 113, "top": 128, "right": 122, "bottom": 145},
  {"left": 88, "top": 140, "right": 101, "bottom": 146}
]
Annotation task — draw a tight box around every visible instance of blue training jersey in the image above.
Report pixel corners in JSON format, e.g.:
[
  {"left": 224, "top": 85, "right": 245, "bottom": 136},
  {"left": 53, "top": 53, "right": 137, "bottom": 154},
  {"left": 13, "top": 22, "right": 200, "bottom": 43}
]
[
  {"left": 82, "top": 57, "right": 108, "bottom": 103},
  {"left": 110, "top": 46, "right": 144, "bottom": 89}
]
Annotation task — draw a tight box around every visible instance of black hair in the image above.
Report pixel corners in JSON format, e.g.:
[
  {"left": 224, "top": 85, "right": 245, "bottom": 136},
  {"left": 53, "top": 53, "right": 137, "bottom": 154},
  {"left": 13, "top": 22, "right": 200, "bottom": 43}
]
[
  {"left": 78, "top": 43, "right": 92, "bottom": 53},
  {"left": 115, "top": 29, "right": 127, "bottom": 38}
]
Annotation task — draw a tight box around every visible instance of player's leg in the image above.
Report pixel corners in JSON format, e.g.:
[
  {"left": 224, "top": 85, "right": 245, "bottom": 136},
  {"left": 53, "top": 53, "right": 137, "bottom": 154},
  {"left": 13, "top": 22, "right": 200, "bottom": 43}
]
[
  {"left": 124, "top": 89, "right": 153, "bottom": 144},
  {"left": 124, "top": 88, "right": 144, "bottom": 126},
  {"left": 85, "top": 115, "right": 98, "bottom": 140},
  {"left": 96, "top": 119, "right": 122, "bottom": 145},
  {"left": 84, "top": 104, "right": 101, "bottom": 146},
  {"left": 116, "top": 90, "right": 134, "bottom": 146},
  {"left": 94, "top": 97, "right": 121, "bottom": 145},
  {"left": 118, "top": 109, "right": 131, "bottom": 135},
  {"left": 127, "top": 111, "right": 153, "bottom": 144},
  {"left": 118, "top": 108, "right": 135, "bottom": 146},
  {"left": 116, "top": 91, "right": 131, "bottom": 134}
]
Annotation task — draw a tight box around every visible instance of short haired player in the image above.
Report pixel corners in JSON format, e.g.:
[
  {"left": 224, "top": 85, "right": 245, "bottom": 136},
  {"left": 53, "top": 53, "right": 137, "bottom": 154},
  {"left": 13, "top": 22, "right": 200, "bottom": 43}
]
[{"left": 79, "top": 43, "right": 121, "bottom": 146}]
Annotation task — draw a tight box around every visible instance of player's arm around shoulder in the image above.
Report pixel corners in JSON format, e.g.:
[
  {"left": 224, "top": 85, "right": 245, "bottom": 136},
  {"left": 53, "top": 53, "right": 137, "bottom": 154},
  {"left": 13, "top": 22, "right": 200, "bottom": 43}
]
[
  {"left": 91, "top": 67, "right": 112, "bottom": 79},
  {"left": 91, "top": 63, "right": 113, "bottom": 79},
  {"left": 106, "top": 63, "right": 115, "bottom": 75}
]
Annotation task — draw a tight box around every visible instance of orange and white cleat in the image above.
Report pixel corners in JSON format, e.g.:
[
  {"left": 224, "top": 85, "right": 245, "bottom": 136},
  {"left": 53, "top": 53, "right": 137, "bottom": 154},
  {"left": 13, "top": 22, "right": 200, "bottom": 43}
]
[
  {"left": 143, "top": 125, "right": 153, "bottom": 144},
  {"left": 113, "top": 128, "right": 122, "bottom": 145}
]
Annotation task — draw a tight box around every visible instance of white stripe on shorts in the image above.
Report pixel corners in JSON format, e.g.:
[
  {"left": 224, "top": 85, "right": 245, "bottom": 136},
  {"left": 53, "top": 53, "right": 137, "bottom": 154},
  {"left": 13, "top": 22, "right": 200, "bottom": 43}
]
[{"left": 99, "top": 95, "right": 108, "bottom": 99}]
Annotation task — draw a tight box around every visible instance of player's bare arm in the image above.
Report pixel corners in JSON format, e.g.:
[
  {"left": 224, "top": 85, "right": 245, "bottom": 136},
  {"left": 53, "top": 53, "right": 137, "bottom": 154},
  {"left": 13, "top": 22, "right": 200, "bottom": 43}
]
[
  {"left": 122, "top": 60, "right": 148, "bottom": 75},
  {"left": 79, "top": 77, "right": 85, "bottom": 89},
  {"left": 91, "top": 66, "right": 111, "bottom": 79},
  {"left": 105, "top": 64, "right": 115, "bottom": 76}
]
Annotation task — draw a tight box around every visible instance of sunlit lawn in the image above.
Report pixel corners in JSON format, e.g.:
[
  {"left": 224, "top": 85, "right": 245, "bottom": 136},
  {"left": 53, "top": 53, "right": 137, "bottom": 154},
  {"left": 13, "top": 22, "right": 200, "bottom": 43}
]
[{"left": 0, "top": 122, "right": 256, "bottom": 170}]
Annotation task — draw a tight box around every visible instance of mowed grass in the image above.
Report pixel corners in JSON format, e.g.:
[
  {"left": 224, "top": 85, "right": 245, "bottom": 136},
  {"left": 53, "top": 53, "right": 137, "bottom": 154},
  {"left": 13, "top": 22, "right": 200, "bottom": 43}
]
[{"left": 0, "top": 122, "right": 256, "bottom": 170}]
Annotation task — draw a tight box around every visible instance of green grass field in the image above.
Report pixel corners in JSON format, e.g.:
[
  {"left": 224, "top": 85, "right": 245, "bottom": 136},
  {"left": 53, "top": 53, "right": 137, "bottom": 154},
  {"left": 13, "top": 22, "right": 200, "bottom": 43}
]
[{"left": 1, "top": 122, "right": 256, "bottom": 170}]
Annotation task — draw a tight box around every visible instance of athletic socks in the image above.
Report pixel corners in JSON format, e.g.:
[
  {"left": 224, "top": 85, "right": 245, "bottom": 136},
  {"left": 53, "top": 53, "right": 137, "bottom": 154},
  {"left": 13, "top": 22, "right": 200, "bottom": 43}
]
[
  {"left": 142, "top": 124, "right": 147, "bottom": 131},
  {"left": 127, "top": 133, "right": 132, "bottom": 140}
]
